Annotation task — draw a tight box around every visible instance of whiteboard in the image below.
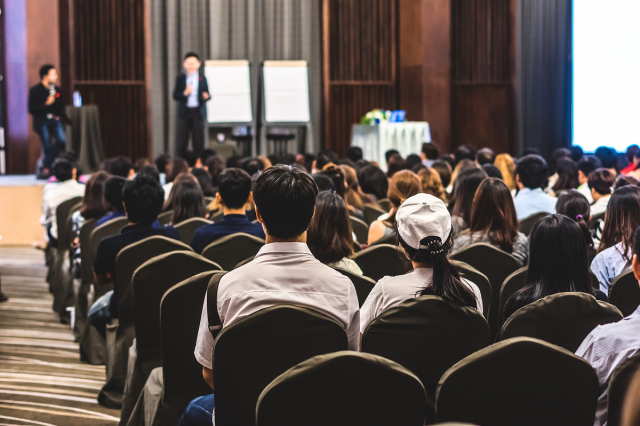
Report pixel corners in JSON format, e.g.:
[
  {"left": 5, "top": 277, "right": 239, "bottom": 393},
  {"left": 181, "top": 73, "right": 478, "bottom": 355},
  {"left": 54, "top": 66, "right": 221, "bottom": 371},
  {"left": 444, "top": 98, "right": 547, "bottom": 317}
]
[
  {"left": 204, "top": 60, "right": 253, "bottom": 123},
  {"left": 263, "top": 61, "right": 311, "bottom": 123}
]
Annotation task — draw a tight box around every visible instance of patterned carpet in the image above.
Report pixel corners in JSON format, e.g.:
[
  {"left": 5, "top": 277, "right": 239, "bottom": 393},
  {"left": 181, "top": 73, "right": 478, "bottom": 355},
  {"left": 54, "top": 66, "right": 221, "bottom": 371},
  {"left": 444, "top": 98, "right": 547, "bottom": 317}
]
[{"left": 0, "top": 246, "right": 120, "bottom": 426}]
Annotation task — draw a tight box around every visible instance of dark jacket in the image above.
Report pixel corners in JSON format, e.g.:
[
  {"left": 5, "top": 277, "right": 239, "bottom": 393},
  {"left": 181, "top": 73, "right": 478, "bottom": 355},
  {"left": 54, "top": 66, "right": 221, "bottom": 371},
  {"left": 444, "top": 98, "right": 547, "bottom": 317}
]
[
  {"left": 172, "top": 72, "right": 210, "bottom": 119},
  {"left": 28, "top": 83, "right": 68, "bottom": 131}
]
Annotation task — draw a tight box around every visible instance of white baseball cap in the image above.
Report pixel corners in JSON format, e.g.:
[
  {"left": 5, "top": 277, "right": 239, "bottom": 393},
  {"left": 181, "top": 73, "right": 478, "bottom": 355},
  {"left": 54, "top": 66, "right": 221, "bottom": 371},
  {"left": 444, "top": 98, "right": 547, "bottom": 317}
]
[{"left": 396, "top": 193, "right": 452, "bottom": 250}]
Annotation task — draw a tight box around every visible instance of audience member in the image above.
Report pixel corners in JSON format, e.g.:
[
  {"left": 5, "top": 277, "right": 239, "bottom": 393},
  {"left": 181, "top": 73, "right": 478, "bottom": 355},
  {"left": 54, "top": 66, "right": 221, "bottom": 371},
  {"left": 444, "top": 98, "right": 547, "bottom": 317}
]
[
  {"left": 164, "top": 172, "right": 198, "bottom": 212},
  {"left": 97, "top": 177, "right": 127, "bottom": 226},
  {"left": 577, "top": 156, "right": 602, "bottom": 203},
  {"left": 494, "top": 153, "right": 516, "bottom": 191},
  {"left": 303, "top": 152, "right": 316, "bottom": 172},
  {"left": 155, "top": 154, "right": 172, "bottom": 185},
  {"left": 313, "top": 150, "right": 339, "bottom": 173},
  {"left": 134, "top": 157, "right": 152, "bottom": 173},
  {"left": 549, "top": 148, "right": 572, "bottom": 181},
  {"left": 386, "top": 154, "right": 406, "bottom": 178},
  {"left": 570, "top": 145, "right": 585, "bottom": 163},
  {"left": 551, "top": 158, "right": 579, "bottom": 196},
  {"left": 138, "top": 165, "right": 160, "bottom": 184},
  {"left": 199, "top": 149, "right": 216, "bottom": 168},
  {"left": 482, "top": 163, "right": 503, "bottom": 180},
  {"left": 258, "top": 156, "right": 272, "bottom": 169},
  {"left": 595, "top": 147, "right": 620, "bottom": 175},
  {"left": 368, "top": 170, "right": 422, "bottom": 245},
  {"left": 556, "top": 190, "right": 595, "bottom": 257},
  {"left": 420, "top": 142, "right": 439, "bottom": 167},
  {"left": 615, "top": 174, "right": 639, "bottom": 190},
  {"left": 385, "top": 149, "right": 400, "bottom": 165},
  {"left": 431, "top": 160, "right": 453, "bottom": 190},
  {"left": 346, "top": 146, "right": 364, "bottom": 163},
  {"left": 357, "top": 165, "right": 389, "bottom": 202},
  {"left": 439, "top": 154, "right": 456, "bottom": 172},
  {"left": 450, "top": 159, "right": 477, "bottom": 188},
  {"left": 164, "top": 158, "right": 190, "bottom": 199},
  {"left": 307, "top": 191, "right": 362, "bottom": 275},
  {"left": 417, "top": 168, "right": 446, "bottom": 204},
  {"left": 476, "top": 148, "right": 495, "bottom": 166},
  {"left": 591, "top": 186, "right": 640, "bottom": 293},
  {"left": 312, "top": 173, "right": 336, "bottom": 193},
  {"left": 626, "top": 150, "right": 640, "bottom": 182},
  {"left": 190, "top": 169, "right": 264, "bottom": 253},
  {"left": 281, "top": 153, "right": 296, "bottom": 166},
  {"left": 225, "top": 155, "right": 242, "bottom": 169},
  {"left": 205, "top": 156, "right": 225, "bottom": 188},
  {"left": 340, "top": 164, "right": 370, "bottom": 210},
  {"left": 452, "top": 178, "right": 528, "bottom": 267},
  {"left": 453, "top": 146, "right": 475, "bottom": 165},
  {"left": 589, "top": 168, "right": 616, "bottom": 216},
  {"left": 449, "top": 167, "right": 487, "bottom": 236},
  {"left": 93, "top": 175, "right": 180, "bottom": 319},
  {"left": 322, "top": 164, "right": 362, "bottom": 219},
  {"left": 71, "top": 171, "right": 110, "bottom": 248},
  {"left": 502, "top": 215, "right": 606, "bottom": 322},
  {"left": 171, "top": 180, "right": 207, "bottom": 225},
  {"left": 41, "top": 158, "right": 85, "bottom": 243},
  {"left": 405, "top": 154, "right": 422, "bottom": 172},
  {"left": 183, "top": 150, "right": 199, "bottom": 169},
  {"left": 576, "top": 225, "right": 640, "bottom": 426},
  {"left": 513, "top": 155, "right": 557, "bottom": 220},
  {"left": 522, "top": 147, "right": 542, "bottom": 157},
  {"left": 109, "top": 156, "right": 134, "bottom": 179},
  {"left": 621, "top": 145, "right": 640, "bottom": 175},
  {"left": 360, "top": 193, "right": 483, "bottom": 332},
  {"left": 241, "top": 157, "right": 265, "bottom": 177},
  {"left": 191, "top": 168, "right": 215, "bottom": 197}
]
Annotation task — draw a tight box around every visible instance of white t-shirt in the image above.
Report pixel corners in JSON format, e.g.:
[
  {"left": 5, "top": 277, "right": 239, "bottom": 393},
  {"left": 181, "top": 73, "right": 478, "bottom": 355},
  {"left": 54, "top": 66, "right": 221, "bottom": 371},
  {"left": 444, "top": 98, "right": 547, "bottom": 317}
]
[
  {"left": 194, "top": 242, "right": 361, "bottom": 370},
  {"left": 40, "top": 179, "right": 85, "bottom": 240},
  {"left": 360, "top": 268, "right": 484, "bottom": 333}
]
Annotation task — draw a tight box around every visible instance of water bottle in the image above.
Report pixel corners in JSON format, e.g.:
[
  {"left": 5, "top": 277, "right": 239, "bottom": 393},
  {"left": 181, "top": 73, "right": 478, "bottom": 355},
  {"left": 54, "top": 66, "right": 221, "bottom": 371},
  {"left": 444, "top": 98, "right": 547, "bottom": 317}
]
[{"left": 73, "top": 91, "right": 82, "bottom": 107}]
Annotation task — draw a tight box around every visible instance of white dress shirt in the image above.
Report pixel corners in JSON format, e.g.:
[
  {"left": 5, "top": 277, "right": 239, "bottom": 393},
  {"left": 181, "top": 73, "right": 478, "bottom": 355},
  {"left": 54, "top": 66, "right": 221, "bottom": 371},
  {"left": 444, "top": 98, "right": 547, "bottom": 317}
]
[
  {"left": 40, "top": 179, "right": 85, "bottom": 240},
  {"left": 591, "top": 242, "right": 632, "bottom": 294},
  {"left": 359, "top": 268, "right": 483, "bottom": 333},
  {"left": 578, "top": 182, "right": 594, "bottom": 203},
  {"left": 194, "top": 242, "right": 361, "bottom": 370},
  {"left": 576, "top": 306, "right": 640, "bottom": 426},
  {"left": 186, "top": 72, "right": 199, "bottom": 108},
  {"left": 590, "top": 195, "right": 611, "bottom": 217},
  {"left": 513, "top": 187, "right": 558, "bottom": 221}
]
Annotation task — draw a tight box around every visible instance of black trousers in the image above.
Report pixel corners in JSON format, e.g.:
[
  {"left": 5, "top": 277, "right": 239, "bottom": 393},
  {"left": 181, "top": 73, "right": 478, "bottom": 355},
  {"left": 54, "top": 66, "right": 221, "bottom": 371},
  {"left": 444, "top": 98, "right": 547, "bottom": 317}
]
[{"left": 175, "top": 108, "right": 205, "bottom": 158}]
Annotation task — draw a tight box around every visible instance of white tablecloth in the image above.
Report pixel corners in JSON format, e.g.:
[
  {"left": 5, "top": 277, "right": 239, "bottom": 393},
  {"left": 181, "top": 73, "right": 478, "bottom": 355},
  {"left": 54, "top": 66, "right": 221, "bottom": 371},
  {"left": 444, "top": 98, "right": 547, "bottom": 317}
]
[{"left": 351, "top": 122, "right": 431, "bottom": 170}]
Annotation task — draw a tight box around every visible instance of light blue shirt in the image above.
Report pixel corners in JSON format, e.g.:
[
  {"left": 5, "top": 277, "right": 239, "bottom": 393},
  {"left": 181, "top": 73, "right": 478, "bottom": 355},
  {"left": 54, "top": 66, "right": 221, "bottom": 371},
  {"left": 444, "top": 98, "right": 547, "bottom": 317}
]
[
  {"left": 590, "top": 242, "right": 632, "bottom": 294},
  {"left": 186, "top": 72, "right": 199, "bottom": 108},
  {"left": 513, "top": 187, "right": 557, "bottom": 221}
]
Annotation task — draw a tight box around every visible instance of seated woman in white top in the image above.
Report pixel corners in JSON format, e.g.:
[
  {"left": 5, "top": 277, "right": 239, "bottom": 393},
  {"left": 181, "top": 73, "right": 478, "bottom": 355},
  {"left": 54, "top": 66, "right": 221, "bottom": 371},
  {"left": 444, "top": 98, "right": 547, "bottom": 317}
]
[
  {"left": 588, "top": 168, "right": 616, "bottom": 216},
  {"left": 360, "top": 193, "right": 484, "bottom": 333},
  {"left": 591, "top": 185, "right": 640, "bottom": 293},
  {"left": 307, "top": 191, "right": 363, "bottom": 276}
]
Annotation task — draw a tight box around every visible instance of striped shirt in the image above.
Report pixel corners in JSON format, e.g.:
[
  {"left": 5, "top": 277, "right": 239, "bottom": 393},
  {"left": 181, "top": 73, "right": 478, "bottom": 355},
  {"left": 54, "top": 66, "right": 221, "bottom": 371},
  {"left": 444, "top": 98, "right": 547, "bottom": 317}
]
[{"left": 575, "top": 305, "right": 640, "bottom": 426}]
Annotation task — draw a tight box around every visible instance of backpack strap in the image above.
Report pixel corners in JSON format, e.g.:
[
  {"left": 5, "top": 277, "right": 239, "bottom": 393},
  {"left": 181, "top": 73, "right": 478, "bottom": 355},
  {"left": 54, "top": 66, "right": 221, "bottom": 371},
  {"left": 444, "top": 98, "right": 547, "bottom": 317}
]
[{"left": 207, "top": 272, "right": 227, "bottom": 339}]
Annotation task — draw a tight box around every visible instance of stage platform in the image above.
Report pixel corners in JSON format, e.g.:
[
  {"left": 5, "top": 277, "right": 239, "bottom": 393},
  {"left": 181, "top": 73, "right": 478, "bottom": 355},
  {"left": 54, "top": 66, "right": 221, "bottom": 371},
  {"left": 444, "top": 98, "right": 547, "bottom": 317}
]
[{"left": 0, "top": 175, "right": 47, "bottom": 246}]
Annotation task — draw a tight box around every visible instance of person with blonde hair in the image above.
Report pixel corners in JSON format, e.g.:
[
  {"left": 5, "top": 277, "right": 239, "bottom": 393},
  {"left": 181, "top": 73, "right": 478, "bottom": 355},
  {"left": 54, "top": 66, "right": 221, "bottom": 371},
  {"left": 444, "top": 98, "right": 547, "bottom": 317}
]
[
  {"left": 368, "top": 170, "right": 422, "bottom": 244},
  {"left": 495, "top": 153, "right": 516, "bottom": 191},
  {"left": 417, "top": 167, "right": 446, "bottom": 204}
]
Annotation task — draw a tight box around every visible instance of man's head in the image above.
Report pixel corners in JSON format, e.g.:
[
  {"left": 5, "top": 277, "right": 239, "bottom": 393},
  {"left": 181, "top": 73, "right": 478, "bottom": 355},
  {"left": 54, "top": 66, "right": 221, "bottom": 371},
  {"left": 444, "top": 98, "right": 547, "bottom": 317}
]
[
  {"left": 122, "top": 174, "right": 164, "bottom": 225},
  {"left": 588, "top": 168, "right": 616, "bottom": 197},
  {"left": 577, "top": 156, "right": 602, "bottom": 184},
  {"left": 110, "top": 156, "right": 134, "bottom": 178},
  {"left": 183, "top": 52, "right": 201, "bottom": 74},
  {"left": 515, "top": 154, "right": 548, "bottom": 190},
  {"left": 253, "top": 165, "right": 318, "bottom": 240},
  {"left": 39, "top": 65, "right": 58, "bottom": 84},
  {"left": 104, "top": 176, "right": 126, "bottom": 211},
  {"left": 155, "top": 154, "right": 172, "bottom": 174},
  {"left": 242, "top": 157, "right": 265, "bottom": 177},
  {"left": 216, "top": 168, "right": 252, "bottom": 210},
  {"left": 421, "top": 143, "right": 440, "bottom": 161},
  {"left": 476, "top": 148, "right": 496, "bottom": 166},
  {"left": 52, "top": 158, "right": 75, "bottom": 182},
  {"left": 346, "top": 146, "right": 363, "bottom": 163},
  {"left": 594, "top": 147, "right": 619, "bottom": 174},
  {"left": 182, "top": 150, "right": 199, "bottom": 168}
]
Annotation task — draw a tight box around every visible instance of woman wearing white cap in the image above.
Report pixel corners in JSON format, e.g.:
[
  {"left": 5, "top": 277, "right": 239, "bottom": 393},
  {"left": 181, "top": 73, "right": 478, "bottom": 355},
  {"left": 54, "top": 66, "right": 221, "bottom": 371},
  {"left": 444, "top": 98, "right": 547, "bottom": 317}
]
[{"left": 360, "top": 193, "right": 484, "bottom": 333}]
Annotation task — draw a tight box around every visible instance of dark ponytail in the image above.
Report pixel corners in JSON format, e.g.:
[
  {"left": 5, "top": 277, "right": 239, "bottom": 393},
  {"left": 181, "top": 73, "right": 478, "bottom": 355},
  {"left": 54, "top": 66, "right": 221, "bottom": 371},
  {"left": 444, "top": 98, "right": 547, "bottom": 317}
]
[
  {"left": 556, "top": 189, "right": 594, "bottom": 248},
  {"left": 574, "top": 214, "right": 594, "bottom": 247},
  {"left": 399, "top": 233, "right": 478, "bottom": 309}
]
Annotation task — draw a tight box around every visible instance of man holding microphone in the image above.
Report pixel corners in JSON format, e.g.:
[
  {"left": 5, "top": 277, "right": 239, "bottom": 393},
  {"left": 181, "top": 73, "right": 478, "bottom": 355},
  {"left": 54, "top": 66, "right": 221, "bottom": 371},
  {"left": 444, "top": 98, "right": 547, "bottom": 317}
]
[
  {"left": 29, "top": 65, "right": 70, "bottom": 179},
  {"left": 173, "top": 52, "right": 211, "bottom": 159}
]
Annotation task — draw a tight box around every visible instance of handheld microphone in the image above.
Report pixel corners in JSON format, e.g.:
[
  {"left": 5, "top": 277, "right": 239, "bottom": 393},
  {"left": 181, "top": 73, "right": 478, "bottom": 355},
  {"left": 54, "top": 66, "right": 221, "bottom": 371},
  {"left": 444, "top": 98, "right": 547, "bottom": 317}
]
[{"left": 49, "top": 84, "right": 56, "bottom": 97}]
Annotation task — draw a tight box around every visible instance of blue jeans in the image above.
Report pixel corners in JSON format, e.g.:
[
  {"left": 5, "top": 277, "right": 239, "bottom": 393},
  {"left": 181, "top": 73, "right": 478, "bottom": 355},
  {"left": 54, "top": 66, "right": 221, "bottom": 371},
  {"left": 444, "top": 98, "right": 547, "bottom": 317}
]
[
  {"left": 177, "top": 394, "right": 215, "bottom": 426},
  {"left": 37, "top": 119, "right": 66, "bottom": 168}
]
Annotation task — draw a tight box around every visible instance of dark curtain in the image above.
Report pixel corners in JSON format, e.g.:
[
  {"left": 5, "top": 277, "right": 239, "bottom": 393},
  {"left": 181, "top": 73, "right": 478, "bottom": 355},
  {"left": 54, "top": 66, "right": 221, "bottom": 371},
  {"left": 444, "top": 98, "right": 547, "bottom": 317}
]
[{"left": 516, "top": 0, "right": 572, "bottom": 160}]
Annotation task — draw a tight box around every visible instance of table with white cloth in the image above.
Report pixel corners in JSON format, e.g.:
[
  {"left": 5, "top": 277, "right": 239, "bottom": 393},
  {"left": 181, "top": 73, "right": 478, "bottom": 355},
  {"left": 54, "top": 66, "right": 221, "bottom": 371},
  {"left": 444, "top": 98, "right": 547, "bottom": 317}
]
[{"left": 351, "top": 122, "right": 431, "bottom": 170}]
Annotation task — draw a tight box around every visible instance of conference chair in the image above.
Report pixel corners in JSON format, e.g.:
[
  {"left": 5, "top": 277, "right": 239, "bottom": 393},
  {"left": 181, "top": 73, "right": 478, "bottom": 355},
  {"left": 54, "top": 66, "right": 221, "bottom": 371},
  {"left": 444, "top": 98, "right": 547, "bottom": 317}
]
[
  {"left": 607, "top": 353, "right": 640, "bottom": 426},
  {"left": 377, "top": 198, "right": 391, "bottom": 212},
  {"left": 74, "top": 218, "right": 97, "bottom": 343},
  {"left": 450, "top": 243, "right": 519, "bottom": 336},
  {"left": 435, "top": 337, "right": 600, "bottom": 426},
  {"left": 451, "top": 260, "right": 491, "bottom": 319},
  {"left": 363, "top": 204, "right": 387, "bottom": 226},
  {"left": 369, "top": 233, "right": 396, "bottom": 247},
  {"left": 201, "top": 233, "right": 265, "bottom": 271},
  {"left": 354, "top": 244, "right": 409, "bottom": 282},
  {"left": 256, "top": 351, "right": 428, "bottom": 426},
  {"left": 362, "top": 296, "right": 490, "bottom": 423},
  {"left": 518, "top": 212, "right": 548, "bottom": 236},
  {"left": 609, "top": 269, "right": 640, "bottom": 317},
  {"left": 350, "top": 216, "right": 369, "bottom": 244},
  {"left": 213, "top": 305, "right": 348, "bottom": 426},
  {"left": 157, "top": 210, "right": 173, "bottom": 226},
  {"left": 118, "top": 251, "right": 222, "bottom": 423},
  {"left": 126, "top": 272, "right": 216, "bottom": 426},
  {"left": 89, "top": 217, "right": 128, "bottom": 264},
  {"left": 499, "top": 292, "right": 622, "bottom": 352},
  {"left": 175, "top": 217, "right": 212, "bottom": 245},
  {"left": 332, "top": 267, "right": 376, "bottom": 307},
  {"left": 234, "top": 256, "right": 254, "bottom": 269}
]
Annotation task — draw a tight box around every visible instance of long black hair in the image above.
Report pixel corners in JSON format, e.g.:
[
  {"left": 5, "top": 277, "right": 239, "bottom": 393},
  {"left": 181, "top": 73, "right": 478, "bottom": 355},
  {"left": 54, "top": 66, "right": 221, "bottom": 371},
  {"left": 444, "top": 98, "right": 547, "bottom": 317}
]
[
  {"left": 555, "top": 189, "right": 594, "bottom": 247},
  {"left": 397, "top": 233, "right": 477, "bottom": 309}
]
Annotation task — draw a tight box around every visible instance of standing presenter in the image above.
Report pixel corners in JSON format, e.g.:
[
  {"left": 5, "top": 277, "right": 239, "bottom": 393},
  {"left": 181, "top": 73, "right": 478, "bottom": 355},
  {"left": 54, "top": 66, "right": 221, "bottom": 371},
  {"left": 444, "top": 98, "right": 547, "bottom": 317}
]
[{"left": 173, "top": 52, "right": 211, "bottom": 159}]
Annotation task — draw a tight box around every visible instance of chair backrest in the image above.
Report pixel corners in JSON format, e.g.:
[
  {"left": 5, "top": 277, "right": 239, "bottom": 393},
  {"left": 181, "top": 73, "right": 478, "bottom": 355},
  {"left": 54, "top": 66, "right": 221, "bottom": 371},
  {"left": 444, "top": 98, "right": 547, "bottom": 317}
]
[
  {"left": 56, "top": 196, "right": 83, "bottom": 248},
  {"left": 209, "top": 210, "right": 224, "bottom": 222},
  {"left": 518, "top": 212, "right": 548, "bottom": 236},
  {"left": 377, "top": 198, "right": 391, "bottom": 212},
  {"left": 157, "top": 210, "right": 173, "bottom": 225},
  {"left": 133, "top": 251, "right": 222, "bottom": 356},
  {"left": 213, "top": 305, "right": 348, "bottom": 426},
  {"left": 79, "top": 218, "right": 98, "bottom": 283},
  {"left": 174, "top": 217, "right": 212, "bottom": 245},
  {"left": 354, "top": 244, "right": 409, "bottom": 282},
  {"left": 233, "top": 256, "right": 254, "bottom": 270},
  {"left": 350, "top": 216, "right": 369, "bottom": 244},
  {"left": 89, "top": 217, "right": 128, "bottom": 269},
  {"left": 609, "top": 269, "right": 640, "bottom": 317},
  {"left": 201, "top": 233, "right": 265, "bottom": 271},
  {"left": 436, "top": 337, "right": 600, "bottom": 426},
  {"left": 369, "top": 233, "right": 396, "bottom": 247},
  {"left": 499, "top": 292, "right": 623, "bottom": 352},
  {"left": 256, "top": 351, "right": 428, "bottom": 426},
  {"left": 362, "top": 296, "right": 490, "bottom": 416},
  {"left": 451, "top": 260, "right": 491, "bottom": 319},
  {"left": 607, "top": 352, "right": 640, "bottom": 426},
  {"left": 332, "top": 267, "right": 376, "bottom": 307},
  {"left": 160, "top": 271, "right": 215, "bottom": 406},
  {"left": 363, "top": 204, "right": 387, "bottom": 225},
  {"left": 450, "top": 243, "right": 519, "bottom": 336},
  {"left": 115, "top": 236, "right": 192, "bottom": 322}
]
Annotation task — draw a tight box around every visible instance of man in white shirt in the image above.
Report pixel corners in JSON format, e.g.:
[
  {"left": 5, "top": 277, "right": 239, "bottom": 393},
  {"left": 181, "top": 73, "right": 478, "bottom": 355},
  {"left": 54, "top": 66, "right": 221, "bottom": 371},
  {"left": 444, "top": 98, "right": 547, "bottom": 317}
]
[
  {"left": 180, "top": 165, "right": 360, "bottom": 426},
  {"left": 40, "top": 158, "right": 85, "bottom": 243},
  {"left": 588, "top": 168, "right": 615, "bottom": 216},
  {"left": 513, "top": 154, "right": 557, "bottom": 220}
]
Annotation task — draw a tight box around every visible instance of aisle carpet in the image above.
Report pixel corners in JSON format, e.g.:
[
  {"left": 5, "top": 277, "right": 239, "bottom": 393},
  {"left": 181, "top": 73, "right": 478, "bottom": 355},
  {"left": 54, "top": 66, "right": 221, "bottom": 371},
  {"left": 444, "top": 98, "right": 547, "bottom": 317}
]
[{"left": 0, "top": 246, "right": 120, "bottom": 425}]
